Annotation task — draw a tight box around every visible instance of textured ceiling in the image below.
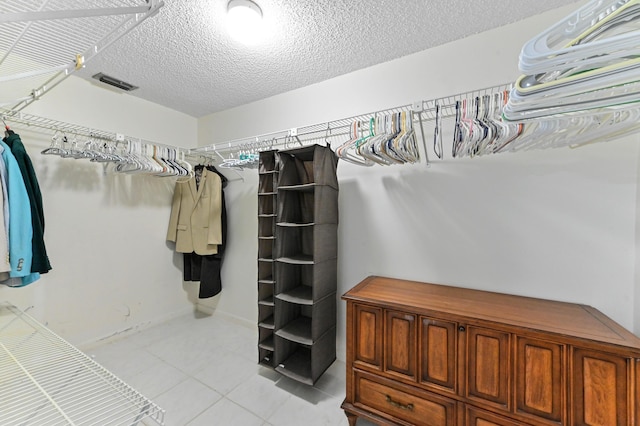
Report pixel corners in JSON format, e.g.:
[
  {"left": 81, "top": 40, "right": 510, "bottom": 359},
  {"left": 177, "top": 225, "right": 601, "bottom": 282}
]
[{"left": 76, "top": 0, "right": 582, "bottom": 118}]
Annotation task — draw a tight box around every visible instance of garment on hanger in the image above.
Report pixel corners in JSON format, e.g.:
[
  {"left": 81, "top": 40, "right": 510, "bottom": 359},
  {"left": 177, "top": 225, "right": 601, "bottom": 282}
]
[
  {"left": 166, "top": 167, "right": 222, "bottom": 255},
  {"left": 181, "top": 164, "right": 228, "bottom": 298},
  {"left": 0, "top": 139, "right": 39, "bottom": 286},
  {"left": 0, "top": 144, "right": 9, "bottom": 272},
  {"left": 3, "top": 131, "right": 51, "bottom": 274},
  {"left": 167, "top": 165, "right": 226, "bottom": 298},
  {"left": 0, "top": 148, "right": 9, "bottom": 282}
]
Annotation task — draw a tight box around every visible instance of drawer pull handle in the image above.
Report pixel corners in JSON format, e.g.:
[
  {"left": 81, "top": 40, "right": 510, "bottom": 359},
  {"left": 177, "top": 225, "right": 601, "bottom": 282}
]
[{"left": 385, "top": 395, "right": 414, "bottom": 411}]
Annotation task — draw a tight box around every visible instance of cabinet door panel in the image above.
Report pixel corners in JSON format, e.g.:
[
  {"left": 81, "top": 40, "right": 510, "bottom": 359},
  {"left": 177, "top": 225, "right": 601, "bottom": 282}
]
[
  {"left": 572, "top": 348, "right": 629, "bottom": 426},
  {"left": 467, "top": 327, "right": 510, "bottom": 409},
  {"left": 515, "top": 337, "right": 564, "bottom": 422},
  {"left": 354, "top": 305, "right": 382, "bottom": 370},
  {"left": 385, "top": 311, "right": 416, "bottom": 380},
  {"left": 419, "top": 317, "right": 457, "bottom": 393}
]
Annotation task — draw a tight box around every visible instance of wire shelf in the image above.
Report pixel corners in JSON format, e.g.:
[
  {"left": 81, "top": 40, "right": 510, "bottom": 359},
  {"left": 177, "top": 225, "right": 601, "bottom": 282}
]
[
  {"left": 0, "top": 302, "right": 165, "bottom": 426},
  {"left": 193, "top": 83, "right": 514, "bottom": 156},
  {"left": 0, "top": 0, "right": 164, "bottom": 111}
]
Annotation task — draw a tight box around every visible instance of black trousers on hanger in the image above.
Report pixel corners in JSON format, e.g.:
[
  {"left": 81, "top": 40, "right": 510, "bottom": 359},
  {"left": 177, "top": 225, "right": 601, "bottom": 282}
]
[{"left": 183, "top": 253, "right": 221, "bottom": 298}]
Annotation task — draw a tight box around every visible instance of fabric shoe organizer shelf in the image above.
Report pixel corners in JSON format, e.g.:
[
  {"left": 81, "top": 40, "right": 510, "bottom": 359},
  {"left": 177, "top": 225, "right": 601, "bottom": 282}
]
[
  {"left": 257, "top": 144, "right": 339, "bottom": 385},
  {"left": 257, "top": 150, "right": 279, "bottom": 368}
]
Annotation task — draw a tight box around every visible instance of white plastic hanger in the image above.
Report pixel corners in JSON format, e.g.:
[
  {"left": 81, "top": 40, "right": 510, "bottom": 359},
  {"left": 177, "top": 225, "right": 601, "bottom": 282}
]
[
  {"left": 519, "top": 0, "right": 640, "bottom": 76},
  {"left": 505, "top": 0, "right": 640, "bottom": 120}
]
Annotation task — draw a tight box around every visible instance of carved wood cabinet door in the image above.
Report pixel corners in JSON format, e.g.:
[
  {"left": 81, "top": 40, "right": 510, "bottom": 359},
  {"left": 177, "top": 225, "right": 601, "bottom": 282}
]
[
  {"left": 419, "top": 316, "right": 458, "bottom": 394},
  {"left": 466, "top": 326, "right": 511, "bottom": 411},
  {"left": 385, "top": 310, "right": 417, "bottom": 381},
  {"left": 572, "top": 348, "right": 630, "bottom": 426},
  {"left": 515, "top": 337, "right": 565, "bottom": 423},
  {"left": 353, "top": 304, "right": 382, "bottom": 370}
]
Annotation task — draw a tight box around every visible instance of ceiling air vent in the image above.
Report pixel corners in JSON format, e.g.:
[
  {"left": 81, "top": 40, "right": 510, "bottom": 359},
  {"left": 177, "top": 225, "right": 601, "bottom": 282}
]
[{"left": 92, "top": 73, "right": 138, "bottom": 91}]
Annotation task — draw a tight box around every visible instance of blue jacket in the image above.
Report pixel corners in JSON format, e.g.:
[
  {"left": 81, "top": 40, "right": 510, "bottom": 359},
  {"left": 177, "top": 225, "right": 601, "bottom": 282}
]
[
  {"left": 4, "top": 132, "right": 51, "bottom": 274},
  {"left": 0, "top": 141, "right": 39, "bottom": 285}
]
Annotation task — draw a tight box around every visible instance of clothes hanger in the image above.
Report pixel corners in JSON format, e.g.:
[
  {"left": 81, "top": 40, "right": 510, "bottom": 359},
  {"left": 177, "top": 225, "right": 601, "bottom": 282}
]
[
  {"left": 115, "top": 140, "right": 141, "bottom": 173},
  {"left": 458, "top": 98, "right": 482, "bottom": 158},
  {"left": 374, "top": 114, "right": 401, "bottom": 165},
  {"left": 393, "top": 112, "right": 411, "bottom": 163},
  {"left": 380, "top": 113, "right": 405, "bottom": 164},
  {"left": 42, "top": 130, "right": 66, "bottom": 156},
  {"left": 395, "top": 111, "right": 420, "bottom": 163},
  {"left": 358, "top": 115, "right": 390, "bottom": 165},
  {"left": 507, "top": 0, "right": 640, "bottom": 120},
  {"left": 335, "top": 121, "right": 373, "bottom": 166},
  {"left": 452, "top": 100, "right": 464, "bottom": 158},
  {"left": 433, "top": 102, "right": 443, "bottom": 159},
  {"left": 335, "top": 121, "right": 357, "bottom": 158},
  {"left": 519, "top": 0, "right": 639, "bottom": 76},
  {"left": 397, "top": 111, "right": 420, "bottom": 164},
  {"left": 490, "top": 92, "right": 523, "bottom": 153},
  {"left": 1, "top": 116, "right": 12, "bottom": 139},
  {"left": 506, "top": 61, "right": 640, "bottom": 119},
  {"left": 177, "top": 150, "right": 191, "bottom": 176}
]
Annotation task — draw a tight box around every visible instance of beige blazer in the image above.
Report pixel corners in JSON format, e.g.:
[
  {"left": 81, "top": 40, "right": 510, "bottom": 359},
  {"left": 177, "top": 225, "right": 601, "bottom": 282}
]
[{"left": 167, "top": 169, "right": 222, "bottom": 255}]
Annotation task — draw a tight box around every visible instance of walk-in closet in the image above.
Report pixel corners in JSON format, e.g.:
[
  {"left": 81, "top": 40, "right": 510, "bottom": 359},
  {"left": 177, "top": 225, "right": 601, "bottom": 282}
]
[{"left": 2, "top": 0, "right": 640, "bottom": 425}]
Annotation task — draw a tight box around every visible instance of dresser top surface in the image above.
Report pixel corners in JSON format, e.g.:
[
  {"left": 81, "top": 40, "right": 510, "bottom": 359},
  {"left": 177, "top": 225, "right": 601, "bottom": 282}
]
[{"left": 343, "top": 276, "right": 640, "bottom": 349}]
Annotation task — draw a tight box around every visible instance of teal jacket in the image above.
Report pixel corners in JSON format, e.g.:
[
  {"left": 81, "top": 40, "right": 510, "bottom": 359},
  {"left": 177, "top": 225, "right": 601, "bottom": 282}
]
[
  {"left": 4, "top": 132, "right": 51, "bottom": 275},
  {"left": 0, "top": 140, "right": 38, "bottom": 284}
]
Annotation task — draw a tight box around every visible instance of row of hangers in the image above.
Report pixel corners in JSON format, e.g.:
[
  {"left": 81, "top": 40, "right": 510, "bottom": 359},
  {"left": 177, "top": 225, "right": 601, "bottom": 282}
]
[
  {"left": 215, "top": 110, "right": 427, "bottom": 169},
  {"left": 335, "top": 111, "right": 423, "bottom": 166},
  {"left": 452, "top": 92, "right": 523, "bottom": 158},
  {"left": 452, "top": 89, "right": 640, "bottom": 156},
  {"left": 40, "top": 130, "right": 198, "bottom": 177},
  {"left": 217, "top": 139, "right": 275, "bottom": 169}
]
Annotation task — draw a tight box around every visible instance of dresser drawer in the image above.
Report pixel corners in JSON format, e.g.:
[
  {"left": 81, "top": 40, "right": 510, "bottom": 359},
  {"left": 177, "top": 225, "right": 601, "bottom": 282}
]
[
  {"left": 354, "top": 370, "right": 456, "bottom": 426},
  {"left": 466, "top": 405, "right": 535, "bottom": 426}
]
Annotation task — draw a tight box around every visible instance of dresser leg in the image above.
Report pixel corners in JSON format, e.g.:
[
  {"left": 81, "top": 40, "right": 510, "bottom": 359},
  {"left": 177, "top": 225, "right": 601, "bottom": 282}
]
[{"left": 345, "top": 412, "right": 358, "bottom": 426}]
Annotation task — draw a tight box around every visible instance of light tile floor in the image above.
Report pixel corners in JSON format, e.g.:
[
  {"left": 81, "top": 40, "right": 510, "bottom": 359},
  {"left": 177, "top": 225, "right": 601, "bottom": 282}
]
[{"left": 81, "top": 311, "right": 376, "bottom": 426}]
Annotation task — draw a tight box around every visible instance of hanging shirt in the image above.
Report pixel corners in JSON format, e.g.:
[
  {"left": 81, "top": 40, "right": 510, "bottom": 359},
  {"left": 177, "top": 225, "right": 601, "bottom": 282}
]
[{"left": 3, "top": 132, "right": 51, "bottom": 274}]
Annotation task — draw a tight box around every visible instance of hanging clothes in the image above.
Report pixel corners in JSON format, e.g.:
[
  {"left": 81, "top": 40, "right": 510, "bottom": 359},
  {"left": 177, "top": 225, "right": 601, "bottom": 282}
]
[
  {"left": 0, "top": 139, "right": 38, "bottom": 286},
  {"left": 3, "top": 131, "right": 51, "bottom": 274},
  {"left": 167, "top": 166, "right": 226, "bottom": 298},
  {"left": 182, "top": 164, "right": 228, "bottom": 298},
  {"left": 167, "top": 167, "right": 222, "bottom": 255},
  {"left": 0, "top": 144, "right": 10, "bottom": 282}
]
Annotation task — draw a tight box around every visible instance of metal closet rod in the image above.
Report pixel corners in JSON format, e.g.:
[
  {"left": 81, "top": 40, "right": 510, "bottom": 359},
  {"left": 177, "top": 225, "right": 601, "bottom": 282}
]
[
  {"left": 193, "top": 82, "right": 514, "bottom": 156},
  {"left": 0, "top": 81, "right": 512, "bottom": 166},
  {"left": 0, "top": 109, "right": 196, "bottom": 156}
]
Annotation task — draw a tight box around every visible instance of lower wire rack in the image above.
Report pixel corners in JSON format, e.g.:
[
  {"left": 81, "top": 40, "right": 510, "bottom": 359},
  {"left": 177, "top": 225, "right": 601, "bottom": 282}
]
[{"left": 0, "top": 302, "right": 165, "bottom": 425}]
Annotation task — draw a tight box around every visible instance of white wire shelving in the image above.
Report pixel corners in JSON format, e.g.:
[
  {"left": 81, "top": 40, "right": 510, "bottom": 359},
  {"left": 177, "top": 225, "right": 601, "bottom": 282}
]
[
  {"left": 0, "top": 0, "right": 164, "bottom": 111},
  {"left": 0, "top": 302, "right": 165, "bottom": 426},
  {"left": 192, "top": 83, "right": 513, "bottom": 160}
]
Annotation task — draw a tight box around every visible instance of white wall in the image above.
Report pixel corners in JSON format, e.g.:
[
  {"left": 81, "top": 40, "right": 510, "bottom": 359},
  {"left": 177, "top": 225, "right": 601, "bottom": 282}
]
[
  {"left": 0, "top": 77, "right": 199, "bottom": 346},
  {"left": 198, "top": 3, "right": 640, "bottom": 362}
]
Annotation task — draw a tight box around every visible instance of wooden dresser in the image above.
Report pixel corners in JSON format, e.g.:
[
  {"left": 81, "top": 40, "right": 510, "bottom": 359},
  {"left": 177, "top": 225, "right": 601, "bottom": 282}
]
[{"left": 341, "top": 276, "right": 640, "bottom": 426}]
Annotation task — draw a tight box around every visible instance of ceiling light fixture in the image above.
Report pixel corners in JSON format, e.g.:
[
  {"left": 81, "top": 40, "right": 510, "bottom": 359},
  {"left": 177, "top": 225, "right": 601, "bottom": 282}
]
[{"left": 226, "top": 0, "right": 263, "bottom": 45}]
